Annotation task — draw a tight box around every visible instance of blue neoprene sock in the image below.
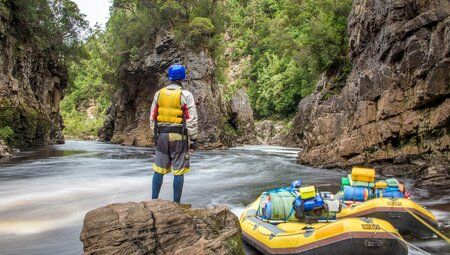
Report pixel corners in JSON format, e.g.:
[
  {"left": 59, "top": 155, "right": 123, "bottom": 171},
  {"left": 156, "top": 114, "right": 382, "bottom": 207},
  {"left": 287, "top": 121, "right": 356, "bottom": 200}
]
[
  {"left": 173, "top": 175, "right": 184, "bottom": 203},
  {"left": 152, "top": 172, "right": 164, "bottom": 199}
]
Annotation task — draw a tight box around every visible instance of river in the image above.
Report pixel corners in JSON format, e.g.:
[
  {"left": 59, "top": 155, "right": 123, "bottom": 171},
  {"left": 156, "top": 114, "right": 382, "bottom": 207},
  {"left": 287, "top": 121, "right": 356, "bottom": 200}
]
[{"left": 0, "top": 140, "right": 448, "bottom": 255}]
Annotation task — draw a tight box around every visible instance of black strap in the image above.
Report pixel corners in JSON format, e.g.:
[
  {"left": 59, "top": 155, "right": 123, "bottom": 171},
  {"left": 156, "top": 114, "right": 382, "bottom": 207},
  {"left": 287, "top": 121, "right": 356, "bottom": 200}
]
[
  {"left": 154, "top": 113, "right": 159, "bottom": 144},
  {"left": 182, "top": 104, "right": 188, "bottom": 152},
  {"left": 157, "top": 126, "right": 185, "bottom": 134},
  {"left": 154, "top": 93, "right": 161, "bottom": 144}
]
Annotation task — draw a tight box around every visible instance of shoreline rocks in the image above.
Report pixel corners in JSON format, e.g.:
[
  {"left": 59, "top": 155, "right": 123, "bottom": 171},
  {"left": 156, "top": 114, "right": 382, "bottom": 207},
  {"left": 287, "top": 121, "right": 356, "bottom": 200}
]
[
  {"left": 80, "top": 200, "right": 245, "bottom": 255},
  {"left": 291, "top": 0, "right": 450, "bottom": 188},
  {"left": 0, "top": 140, "right": 11, "bottom": 157}
]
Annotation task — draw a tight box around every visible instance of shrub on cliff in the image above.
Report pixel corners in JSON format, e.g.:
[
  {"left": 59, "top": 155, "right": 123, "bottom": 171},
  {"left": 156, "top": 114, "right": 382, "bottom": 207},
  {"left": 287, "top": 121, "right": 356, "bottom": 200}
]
[
  {"left": 0, "top": 103, "right": 39, "bottom": 148},
  {"left": 0, "top": 126, "right": 14, "bottom": 141},
  {"left": 188, "top": 17, "right": 215, "bottom": 47}
]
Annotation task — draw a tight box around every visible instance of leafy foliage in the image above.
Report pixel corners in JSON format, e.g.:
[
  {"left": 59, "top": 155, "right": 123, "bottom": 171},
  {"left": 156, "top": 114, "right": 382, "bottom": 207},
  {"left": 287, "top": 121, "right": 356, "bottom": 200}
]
[
  {"left": 105, "top": 0, "right": 223, "bottom": 60},
  {"left": 0, "top": 126, "right": 14, "bottom": 141},
  {"left": 61, "top": 28, "right": 111, "bottom": 137},
  {"left": 226, "top": 0, "right": 352, "bottom": 118},
  {"left": 62, "top": 110, "right": 105, "bottom": 138},
  {"left": 10, "top": 0, "right": 88, "bottom": 61},
  {"left": 188, "top": 17, "right": 215, "bottom": 47}
]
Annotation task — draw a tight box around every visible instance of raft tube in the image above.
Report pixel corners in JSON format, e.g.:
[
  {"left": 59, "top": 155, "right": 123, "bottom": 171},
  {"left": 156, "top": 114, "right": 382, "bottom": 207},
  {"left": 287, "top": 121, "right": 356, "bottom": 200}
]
[
  {"left": 240, "top": 197, "right": 408, "bottom": 255},
  {"left": 337, "top": 198, "right": 439, "bottom": 237}
]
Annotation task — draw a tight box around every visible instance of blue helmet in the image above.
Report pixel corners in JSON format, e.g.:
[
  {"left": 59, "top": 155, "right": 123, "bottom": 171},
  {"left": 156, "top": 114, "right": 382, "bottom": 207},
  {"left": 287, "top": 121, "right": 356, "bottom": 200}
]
[
  {"left": 291, "top": 180, "right": 302, "bottom": 189},
  {"left": 168, "top": 64, "right": 186, "bottom": 81}
]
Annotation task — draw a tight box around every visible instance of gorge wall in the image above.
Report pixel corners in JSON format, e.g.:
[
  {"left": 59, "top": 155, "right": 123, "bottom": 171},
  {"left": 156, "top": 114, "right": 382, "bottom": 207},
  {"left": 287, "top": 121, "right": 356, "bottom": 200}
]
[
  {"left": 0, "top": 2, "right": 67, "bottom": 153},
  {"left": 99, "top": 30, "right": 256, "bottom": 148},
  {"left": 293, "top": 0, "right": 450, "bottom": 188}
]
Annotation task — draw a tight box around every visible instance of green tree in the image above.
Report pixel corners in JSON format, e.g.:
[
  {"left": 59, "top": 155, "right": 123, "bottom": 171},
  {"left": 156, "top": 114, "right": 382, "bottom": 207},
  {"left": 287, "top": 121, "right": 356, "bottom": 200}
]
[
  {"left": 226, "top": 0, "right": 352, "bottom": 119},
  {"left": 49, "top": 0, "right": 89, "bottom": 60},
  {"left": 61, "top": 27, "right": 112, "bottom": 137},
  {"left": 10, "top": 0, "right": 88, "bottom": 61},
  {"left": 188, "top": 17, "right": 215, "bottom": 46}
]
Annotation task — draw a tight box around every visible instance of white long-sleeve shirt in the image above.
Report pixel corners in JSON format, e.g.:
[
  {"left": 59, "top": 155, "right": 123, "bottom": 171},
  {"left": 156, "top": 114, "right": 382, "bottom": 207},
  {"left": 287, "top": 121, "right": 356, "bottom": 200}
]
[{"left": 150, "top": 84, "right": 198, "bottom": 140}]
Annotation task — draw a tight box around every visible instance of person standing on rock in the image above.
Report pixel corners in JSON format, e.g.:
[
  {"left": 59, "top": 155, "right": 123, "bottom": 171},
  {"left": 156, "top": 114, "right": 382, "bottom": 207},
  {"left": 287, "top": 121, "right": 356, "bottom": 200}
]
[{"left": 150, "top": 63, "right": 198, "bottom": 203}]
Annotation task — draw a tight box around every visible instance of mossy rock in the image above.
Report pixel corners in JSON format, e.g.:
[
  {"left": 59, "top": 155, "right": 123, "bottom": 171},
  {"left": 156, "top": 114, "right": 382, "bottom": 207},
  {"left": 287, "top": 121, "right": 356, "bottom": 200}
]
[
  {"left": 34, "top": 115, "right": 53, "bottom": 145},
  {"left": 0, "top": 101, "right": 47, "bottom": 148},
  {"left": 226, "top": 233, "right": 246, "bottom": 255}
]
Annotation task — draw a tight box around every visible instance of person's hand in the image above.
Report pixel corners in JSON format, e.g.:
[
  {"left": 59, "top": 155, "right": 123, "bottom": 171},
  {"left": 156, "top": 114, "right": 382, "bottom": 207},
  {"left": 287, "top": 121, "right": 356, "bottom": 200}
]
[{"left": 189, "top": 139, "right": 197, "bottom": 153}]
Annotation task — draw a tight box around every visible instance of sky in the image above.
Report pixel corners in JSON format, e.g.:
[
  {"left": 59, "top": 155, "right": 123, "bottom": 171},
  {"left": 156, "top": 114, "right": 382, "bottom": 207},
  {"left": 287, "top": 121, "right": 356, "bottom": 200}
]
[{"left": 73, "top": 0, "right": 112, "bottom": 28}]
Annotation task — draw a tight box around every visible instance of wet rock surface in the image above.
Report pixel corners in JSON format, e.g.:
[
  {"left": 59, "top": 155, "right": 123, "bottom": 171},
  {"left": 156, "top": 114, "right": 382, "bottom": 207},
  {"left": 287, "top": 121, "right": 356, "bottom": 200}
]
[
  {"left": 292, "top": 0, "right": 450, "bottom": 187},
  {"left": 80, "top": 200, "right": 245, "bottom": 255},
  {"left": 0, "top": 3, "right": 66, "bottom": 153},
  {"left": 98, "top": 31, "right": 255, "bottom": 148},
  {"left": 227, "top": 89, "right": 257, "bottom": 145}
]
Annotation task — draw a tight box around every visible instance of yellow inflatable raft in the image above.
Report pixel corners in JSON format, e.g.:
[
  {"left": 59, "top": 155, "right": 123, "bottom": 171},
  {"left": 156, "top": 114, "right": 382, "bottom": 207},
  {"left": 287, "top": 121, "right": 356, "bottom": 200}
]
[
  {"left": 240, "top": 197, "right": 408, "bottom": 255},
  {"left": 337, "top": 197, "right": 439, "bottom": 237}
]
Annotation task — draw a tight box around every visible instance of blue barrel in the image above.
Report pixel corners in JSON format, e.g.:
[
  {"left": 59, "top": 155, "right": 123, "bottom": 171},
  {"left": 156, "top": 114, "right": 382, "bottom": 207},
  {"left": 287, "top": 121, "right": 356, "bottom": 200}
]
[
  {"left": 343, "top": 186, "right": 368, "bottom": 201},
  {"left": 380, "top": 187, "right": 404, "bottom": 198},
  {"left": 294, "top": 197, "right": 302, "bottom": 209}
]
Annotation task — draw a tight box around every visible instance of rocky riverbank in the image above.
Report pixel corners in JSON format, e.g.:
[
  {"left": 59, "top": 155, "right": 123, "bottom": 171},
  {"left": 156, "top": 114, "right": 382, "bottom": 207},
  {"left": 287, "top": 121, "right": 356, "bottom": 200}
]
[
  {"left": 290, "top": 0, "right": 450, "bottom": 188},
  {"left": 0, "top": 1, "right": 67, "bottom": 155},
  {"left": 80, "top": 200, "right": 245, "bottom": 255}
]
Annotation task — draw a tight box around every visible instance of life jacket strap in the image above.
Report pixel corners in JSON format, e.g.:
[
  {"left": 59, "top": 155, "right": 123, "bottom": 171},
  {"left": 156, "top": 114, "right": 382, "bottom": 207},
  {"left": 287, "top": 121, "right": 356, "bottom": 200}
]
[{"left": 157, "top": 126, "right": 186, "bottom": 134}]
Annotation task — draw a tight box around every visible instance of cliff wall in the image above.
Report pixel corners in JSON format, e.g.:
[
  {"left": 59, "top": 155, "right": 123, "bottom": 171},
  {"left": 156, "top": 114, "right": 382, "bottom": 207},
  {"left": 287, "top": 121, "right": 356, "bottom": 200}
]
[
  {"left": 293, "top": 0, "right": 450, "bottom": 188},
  {"left": 99, "top": 31, "right": 255, "bottom": 148},
  {"left": 0, "top": 2, "right": 67, "bottom": 151}
]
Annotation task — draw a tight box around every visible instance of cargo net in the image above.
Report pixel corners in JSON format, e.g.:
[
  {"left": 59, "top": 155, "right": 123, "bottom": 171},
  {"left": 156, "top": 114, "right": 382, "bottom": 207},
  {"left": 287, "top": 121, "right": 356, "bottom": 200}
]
[{"left": 257, "top": 187, "right": 341, "bottom": 223}]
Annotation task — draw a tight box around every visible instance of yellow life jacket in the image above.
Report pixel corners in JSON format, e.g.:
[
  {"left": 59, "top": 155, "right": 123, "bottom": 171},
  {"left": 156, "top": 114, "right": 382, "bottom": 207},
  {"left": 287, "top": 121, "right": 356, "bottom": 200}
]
[{"left": 156, "top": 88, "right": 184, "bottom": 124}]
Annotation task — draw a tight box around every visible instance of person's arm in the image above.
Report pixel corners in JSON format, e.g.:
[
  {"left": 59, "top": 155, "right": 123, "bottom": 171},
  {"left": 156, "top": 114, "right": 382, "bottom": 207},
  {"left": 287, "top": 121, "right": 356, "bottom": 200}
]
[
  {"left": 183, "top": 91, "right": 198, "bottom": 142},
  {"left": 150, "top": 91, "right": 160, "bottom": 133}
]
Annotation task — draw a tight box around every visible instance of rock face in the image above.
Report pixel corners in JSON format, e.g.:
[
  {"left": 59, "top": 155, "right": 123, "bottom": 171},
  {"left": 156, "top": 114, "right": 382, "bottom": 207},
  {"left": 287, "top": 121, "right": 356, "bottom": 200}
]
[
  {"left": 80, "top": 200, "right": 245, "bottom": 255},
  {"left": 293, "top": 0, "right": 450, "bottom": 188},
  {"left": 254, "top": 120, "right": 300, "bottom": 146},
  {"left": 99, "top": 31, "right": 255, "bottom": 148},
  {"left": 0, "top": 140, "right": 11, "bottom": 157},
  {"left": 0, "top": 3, "right": 66, "bottom": 151}
]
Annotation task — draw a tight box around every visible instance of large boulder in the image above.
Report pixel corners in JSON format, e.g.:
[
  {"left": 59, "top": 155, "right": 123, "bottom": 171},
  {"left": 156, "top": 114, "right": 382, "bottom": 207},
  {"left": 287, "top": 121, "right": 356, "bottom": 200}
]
[{"left": 80, "top": 200, "right": 245, "bottom": 255}]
